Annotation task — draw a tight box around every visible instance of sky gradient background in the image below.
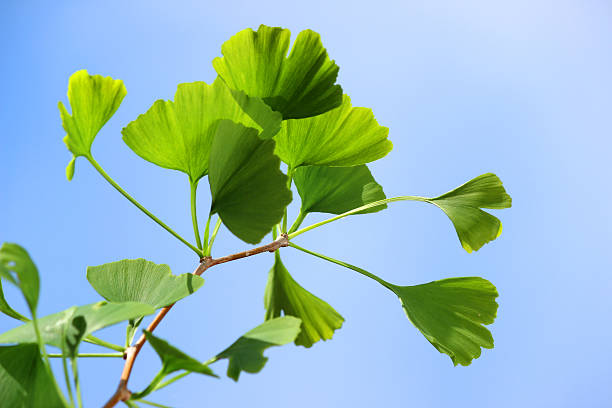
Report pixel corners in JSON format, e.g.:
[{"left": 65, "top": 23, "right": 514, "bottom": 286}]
[{"left": 1, "top": 1, "right": 611, "bottom": 407}]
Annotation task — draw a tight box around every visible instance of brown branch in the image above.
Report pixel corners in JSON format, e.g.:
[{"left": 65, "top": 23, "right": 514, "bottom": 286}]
[{"left": 102, "top": 234, "right": 289, "bottom": 407}]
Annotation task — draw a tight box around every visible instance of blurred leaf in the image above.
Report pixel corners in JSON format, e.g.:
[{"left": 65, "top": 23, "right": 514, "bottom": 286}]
[
  {"left": 64, "top": 315, "right": 87, "bottom": 359},
  {"left": 208, "top": 120, "right": 292, "bottom": 244},
  {"left": 0, "top": 243, "right": 40, "bottom": 315},
  {"left": 215, "top": 316, "right": 301, "bottom": 381},
  {"left": 274, "top": 95, "right": 392, "bottom": 168},
  {"left": 87, "top": 259, "right": 204, "bottom": 309},
  {"left": 429, "top": 173, "right": 512, "bottom": 252},
  {"left": 391, "top": 277, "right": 498, "bottom": 366},
  {"left": 58, "top": 69, "right": 126, "bottom": 179},
  {"left": 0, "top": 280, "right": 28, "bottom": 322},
  {"left": 293, "top": 165, "right": 386, "bottom": 215},
  {"left": 144, "top": 331, "right": 217, "bottom": 377},
  {"left": 122, "top": 78, "right": 281, "bottom": 183},
  {"left": 0, "top": 343, "right": 67, "bottom": 407},
  {"left": 264, "top": 253, "right": 343, "bottom": 347},
  {"left": 213, "top": 25, "right": 342, "bottom": 119},
  {"left": 0, "top": 301, "right": 154, "bottom": 348}
]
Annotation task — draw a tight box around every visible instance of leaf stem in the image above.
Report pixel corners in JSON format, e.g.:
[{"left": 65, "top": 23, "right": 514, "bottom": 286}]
[
  {"left": 288, "top": 242, "right": 395, "bottom": 291},
  {"left": 190, "top": 181, "right": 203, "bottom": 250},
  {"left": 49, "top": 353, "right": 124, "bottom": 358},
  {"left": 86, "top": 155, "right": 202, "bottom": 257},
  {"left": 131, "top": 369, "right": 165, "bottom": 400},
  {"left": 205, "top": 217, "right": 223, "bottom": 257},
  {"left": 133, "top": 399, "right": 172, "bottom": 408},
  {"left": 61, "top": 341, "right": 76, "bottom": 408},
  {"left": 84, "top": 335, "right": 125, "bottom": 352},
  {"left": 72, "top": 357, "right": 83, "bottom": 408},
  {"left": 282, "top": 166, "right": 294, "bottom": 233},
  {"left": 288, "top": 195, "right": 428, "bottom": 239},
  {"left": 153, "top": 356, "right": 218, "bottom": 392},
  {"left": 288, "top": 210, "right": 306, "bottom": 234}
]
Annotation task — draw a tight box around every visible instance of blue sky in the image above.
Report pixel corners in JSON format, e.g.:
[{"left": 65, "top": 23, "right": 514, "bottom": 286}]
[{"left": 1, "top": 1, "right": 611, "bottom": 407}]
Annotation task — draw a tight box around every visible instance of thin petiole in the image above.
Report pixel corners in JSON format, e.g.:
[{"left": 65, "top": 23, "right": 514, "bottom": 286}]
[
  {"left": 153, "top": 356, "right": 218, "bottom": 392},
  {"left": 205, "top": 217, "right": 223, "bottom": 257},
  {"left": 61, "top": 340, "right": 75, "bottom": 408},
  {"left": 190, "top": 180, "right": 203, "bottom": 250},
  {"left": 72, "top": 358, "right": 83, "bottom": 408},
  {"left": 49, "top": 353, "right": 124, "bottom": 358},
  {"left": 282, "top": 166, "right": 294, "bottom": 233},
  {"left": 84, "top": 335, "right": 125, "bottom": 352},
  {"left": 86, "top": 155, "right": 203, "bottom": 257},
  {"left": 133, "top": 400, "right": 172, "bottom": 408},
  {"left": 202, "top": 213, "right": 212, "bottom": 255},
  {"left": 288, "top": 210, "right": 306, "bottom": 234}
]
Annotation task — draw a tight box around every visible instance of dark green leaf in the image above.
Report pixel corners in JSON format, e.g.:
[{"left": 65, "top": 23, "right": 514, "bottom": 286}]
[
  {"left": 391, "top": 277, "right": 498, "bottom": 366},
  {"left": 58, "top": 70, "right": 126, "bottom": 179},
  {"left": 0, "top": 280, "right": 28, "bottom": 322},
  {"left": 0, "top": 243, "right": 40, "bottom": 314},
  {"left": 144, "top": 331, "right": 217, "bottom": 377},
  {"left": 64, "top": 315, "right": 87, "bottom": 359},
  {"left": 264, "top": 253, "right": 343, "bottom": 347},
  {"left": 0, "top": 301, "right": 154, "bottom": 348},
  {"left": 208, "top": 120, "right": 292, "bottom": 244},
  {"left": 274, "top": 95, "right": 392, "bottom": 168},
  {"left": 86, "top": 259, "right": 204, "bottom": 309},
  {"left": 293, "top": 165, "right": 386, "bottom": 215},
  {"left": 122, "top": 78, "right": 281, "bottom": 183},
  {"left": 0, "top": 343, "right": 67, "bottom": 407},
  {"left": 429, "top": 173, "right": 512, "bottom": 252},
  {"left": 215, "top": 316, "right": 301, "bottom": 381},
  {"left": 213, "top": 25, "right": 342, "bottom": 119}
]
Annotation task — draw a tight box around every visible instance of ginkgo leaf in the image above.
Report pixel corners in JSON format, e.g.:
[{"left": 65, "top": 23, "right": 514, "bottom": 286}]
[
  {"left": 215, "top": 316, "right": 301, "bottom": 381},
  {"left": 122, "top": 78, "right": 282, "bottom": 183},
  {"left": 274, "top": 95, "right": 392, "bottom": 169},
  {"left": 58, "top": 70, "right": 126, "bottom": 180},
  {"left": 293, "top": 165, "right": 386, "bottom": 215},
  {"left": 144, "top": 331, "right": 217, "bottom": 377},
  {"left": 208, "top": 120, "right": 292, "bottom": 244},
  {"left": 213, "top": 25, "right": 342, "bottom": 119},
  {"left": 0, "top": 301, "right": 154, "bottom": 348},
  {"left": 0, "top": 344, "right": 67, "bottom": 408},
  {"left": 391, "top": 277, "right": 498, "bottom": 366},
  {"left": 0, "top": 243, "right": 40, "bottom": 315},
  {"left": 86, "top": 259, "right": 204, "bottom": 309},
  {"left": 429, "top": 173, "right": 512, "bottom": 252},
  {"left": 264, "top": 252, "right": 343, "bottom": 347},
  {"left": 0, "top": 280, "right": 28, "bottom": 322}
]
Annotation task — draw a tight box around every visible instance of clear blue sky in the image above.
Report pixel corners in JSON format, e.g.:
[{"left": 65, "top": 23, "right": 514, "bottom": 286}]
[{"left": 1, "top": 1, "right": 611, "bottom": 407}]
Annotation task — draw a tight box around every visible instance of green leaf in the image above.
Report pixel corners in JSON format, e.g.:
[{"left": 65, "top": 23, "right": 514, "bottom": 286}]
[
  {"left": 264, "top": 253, "right": 344, "bottom": 347},
  {"left": 86, "top": 259, "right": 204, "bottom": 309},
  {"left": 215, "top": 316, "right": 301, "bottom": 381},
  {"left": 0, "top": 280, "right": 28, "bottom": 322},
  {"left": 208, "top": 120, "right": 292, "bottom": 244},
  {"left": 144, "top": 331, "right": 217, "bottom": 377},
  {"left": 122, "top": 78, "right": 282, "bottom": 183},
  {"left": 0, "top": 343, "right": 67, "bottom": 407},
  {"left": 274, "top": 95, "right": 392, "bottom": 168},
  {"left": 0, "top": 243, "right": 40, "bottom": 315},
  {"left": 64, "top": 315, "right": 87, "bottom": 359},
  {"left": 58, "top": 70, "right": 126, "bottom": 179},
  {"left": 213, "top": 25, "right": 342, "bottom": 119},
  {"left": 293, "top": 164, "right": 386, "bottom": 215},
  {"left": 429, "top": 173, "right": 512, "bottom": 252},
  {"left": 391, "top": 277, "right": 498, "bottom": 366},
  {"left": 0, "top": 301, "right": 155, "bottom": 348}
]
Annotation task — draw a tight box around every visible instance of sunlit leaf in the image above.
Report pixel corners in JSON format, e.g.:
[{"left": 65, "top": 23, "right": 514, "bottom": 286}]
[
  {"left": 293, "top": 164, "right": 386, "bottom": 215},
  {"left": 208, "top": 120, "right": 292, "bottom": 244},
  {"left": 86, "top": 259, "right": 204, "bottom": 309},
  {"left": 264, "top": 253, "right": 343, "bottom": 347},
  {"left": 274, "top": 95, "right": 392, "bottom": 169},
  {"left": 429, "top": 173, "right": 512, "bottom": 252},
  {"left": 0, "top": 301, "right": 154, "bottom": 348},
  {"left": 0, "top": 280, "right": 28, "bottom": 322},
  {"left": 0, "top": 243, "right": 40, "bottom": 315},
  {"left": 215, "top": 316, "right": 301, "bottom": 381},
  {"left": 122, "top": 78, "right": 282, "bottom": 183},
  {"left": 213, "top": 25, "right": 342, "bottom": 119},
  {"left": 0, "top": 343, "right": 67, "bottom": 407},
  {"left": 144, "top": 331, "right": 217, "bottom": 377},
  {"left": 58, "top": 69, "right": 126, "bottom": 179}
]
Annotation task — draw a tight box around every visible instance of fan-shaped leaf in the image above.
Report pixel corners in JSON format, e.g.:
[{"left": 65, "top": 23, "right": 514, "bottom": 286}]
[
  {"left": 391, "top": 277, "right": 498, "bottom": 366},
  {"left": 264, "top": 253, "right": 343, "bottom": 347},
  {"left": 144, "top": 331, "right": 217, "bottom": 377},
  {"left": 0, "top": 280, "right": 27, "bottom": 322},
  {"left": 208, "top": 120, "right": 292, "bottom": 244},
  {"left": 0, "top": 243, "right": 40, "bottom": 315},
  {"left": 58, "top": 70, "right": 126, "bottom": 180},
  {"left": 213, "top": 25, "right": 342, "bottom": 119},
  {"left": 274, "top": 95, "right": 392, "bottom": 169},
  {"left": 122, "top": 78, "right": 281, "bottom": 183},
  {"left": 86, "top": 259, "right": 204, "bottom": 309}
]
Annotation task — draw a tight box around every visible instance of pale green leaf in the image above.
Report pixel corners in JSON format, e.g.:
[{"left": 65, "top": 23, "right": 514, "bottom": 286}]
[
  {"left": 429, "top": 173, "right": 512, "bottom": 252},
  {"left": 293, "top": 164, "right": 386, "bottom": 215},
  {"left": 0, "top": 301, "right": 155, "bottom": 348},
  {"left": 264, "top": 253, "right": 343, "bottom": 347},
  {"left": 215, "top": 316, "right": 301, "bottom": 381},
  {"left": 0, "top": 344, "right": 67, "bottom": 407},
  {"left": 391, "top": 277, "right": 498, "bottom": 366},
  {"left": 86, "top": 259, "right": 204, "bottom": 309},
  {"left": 208, "top": 120, "right": 292, "bottom": 244},
  {"left": 122, "top": 78, "right": 282, "bottom": 183},
  {"left": 274, "top": 95, "right": 392, "bottom": 168},
  {"left": 213, "top": 25, "right": 342, "bottom": 119},
  {"left": 0, "top": 243, "right": 40, "bottom": 314},
  {"left": 58, "top": 70, "right": 126, "bottom": 178},
  {"left": 144, "top": 331, "right": 217, "bottom": 377}
]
